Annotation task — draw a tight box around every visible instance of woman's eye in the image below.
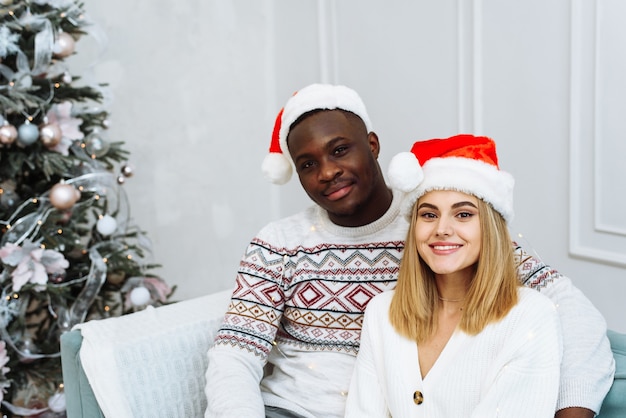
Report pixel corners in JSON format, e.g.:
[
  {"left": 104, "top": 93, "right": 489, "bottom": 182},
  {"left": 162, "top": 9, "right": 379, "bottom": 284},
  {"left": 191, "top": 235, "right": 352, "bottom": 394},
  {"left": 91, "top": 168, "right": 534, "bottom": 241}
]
[
  {"left": 457, "top": 211, "right": 474, "bottom": 219},
  {"left": 419, "top": 212, "right": 436, "bottom": 219}
]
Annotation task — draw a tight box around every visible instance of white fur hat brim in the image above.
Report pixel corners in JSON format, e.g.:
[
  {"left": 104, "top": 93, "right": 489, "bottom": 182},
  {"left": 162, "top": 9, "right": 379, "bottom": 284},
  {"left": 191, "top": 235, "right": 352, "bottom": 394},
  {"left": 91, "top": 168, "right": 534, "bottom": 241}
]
[
  {"left": 397, "top": 157, "right": 515, "bottom": 224},
  {"left": 262, "top": 84, "right": 373, "bottom": 185}
]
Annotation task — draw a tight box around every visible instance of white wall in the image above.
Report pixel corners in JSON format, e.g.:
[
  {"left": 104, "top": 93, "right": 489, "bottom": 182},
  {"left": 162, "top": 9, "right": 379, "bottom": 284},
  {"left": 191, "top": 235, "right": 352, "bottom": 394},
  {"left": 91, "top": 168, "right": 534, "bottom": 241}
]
[{"left": 80, "top": 0, "right": 625, "bottom": 332}]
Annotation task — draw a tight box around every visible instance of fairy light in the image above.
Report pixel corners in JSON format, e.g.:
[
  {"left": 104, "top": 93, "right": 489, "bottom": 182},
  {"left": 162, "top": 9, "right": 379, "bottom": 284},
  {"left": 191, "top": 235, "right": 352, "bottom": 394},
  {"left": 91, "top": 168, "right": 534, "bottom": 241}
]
[
  {"left": 102, "top": 257, "right": 108, "bottom": 263},
  {"left": 37, "top": 220, "right": 42, "bottom": 225},
  {"left": 94, "top": 194, "right": 100, "bottom": 200},
  {"left": 12, "top": 294, "right": 18, "bottom": 299},
  {"left": 32, "top": 198, "right": 37, "bottom": 203},
  {"left": 104, "top": 305, "right": 110, "bottom": 312},
  {"left": 57, "top": 229, "right": 62, "bottom": 234},
  {"left": 126, "top": 254, "right": 132, "bottom": 260},
  {"left": 54, "top": 83, "right": 60, "bottom": 88},
  {"left": 40, "top": 244, "right": 46, "bottom": 249}
]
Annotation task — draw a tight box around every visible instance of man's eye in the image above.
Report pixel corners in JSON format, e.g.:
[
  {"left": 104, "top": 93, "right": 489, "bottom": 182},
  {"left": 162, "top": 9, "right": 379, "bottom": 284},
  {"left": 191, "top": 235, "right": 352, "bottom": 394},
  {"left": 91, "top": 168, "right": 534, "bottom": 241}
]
[{"left": 333, "top": 146, "right": 348, "bottom": 155}]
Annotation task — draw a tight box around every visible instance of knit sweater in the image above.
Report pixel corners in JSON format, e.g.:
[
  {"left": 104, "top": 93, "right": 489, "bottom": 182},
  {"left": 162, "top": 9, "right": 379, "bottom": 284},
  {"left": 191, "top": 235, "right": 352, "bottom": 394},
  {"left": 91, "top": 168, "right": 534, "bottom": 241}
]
[
  {"left": 204, "top": 190, "right": 614, "bottom": 418},
  {"left": 344, "top": 288, "right": 562, "bottom": 418}
]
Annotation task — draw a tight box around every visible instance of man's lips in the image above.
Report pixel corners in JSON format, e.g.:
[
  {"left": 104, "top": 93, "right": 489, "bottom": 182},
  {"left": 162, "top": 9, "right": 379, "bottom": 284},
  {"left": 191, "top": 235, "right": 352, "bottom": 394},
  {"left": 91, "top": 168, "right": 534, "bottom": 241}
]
[{"left": 323, "top": 182, "right": 353, "bottom": 201}]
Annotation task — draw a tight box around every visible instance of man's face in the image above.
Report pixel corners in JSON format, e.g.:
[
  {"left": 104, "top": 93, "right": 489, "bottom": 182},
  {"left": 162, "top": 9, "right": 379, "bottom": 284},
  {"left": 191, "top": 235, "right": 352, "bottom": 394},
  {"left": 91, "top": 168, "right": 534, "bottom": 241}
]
[{"left": 287, "top": 110, "right": 385, "bottom": 226}]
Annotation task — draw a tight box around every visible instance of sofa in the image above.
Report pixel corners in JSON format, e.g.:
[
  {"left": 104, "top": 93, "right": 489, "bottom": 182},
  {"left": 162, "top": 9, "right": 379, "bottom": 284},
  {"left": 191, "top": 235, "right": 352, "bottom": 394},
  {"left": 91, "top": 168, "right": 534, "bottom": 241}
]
[{"left": 60, "top": 290, "right": 625, "bottom": 417}]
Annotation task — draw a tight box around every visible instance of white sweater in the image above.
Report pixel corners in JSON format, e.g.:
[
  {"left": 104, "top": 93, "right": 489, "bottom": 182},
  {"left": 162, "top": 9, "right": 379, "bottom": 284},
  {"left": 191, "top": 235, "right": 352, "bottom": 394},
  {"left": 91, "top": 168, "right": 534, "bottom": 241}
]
[{"left": 345, "top": 288, "right": 563, "bottom": 418}]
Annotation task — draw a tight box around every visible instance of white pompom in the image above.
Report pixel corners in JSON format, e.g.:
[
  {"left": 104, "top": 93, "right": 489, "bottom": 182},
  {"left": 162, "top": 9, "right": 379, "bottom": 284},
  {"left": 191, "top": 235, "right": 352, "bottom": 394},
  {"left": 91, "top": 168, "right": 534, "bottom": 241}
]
[
  {"left": 48, "top": 393, "right": 66, "bottom": 413},
  {"left": 387, "top": 152, "right": 424, "bottom": 192},
  {"left": 261, "top": 153, "right": 293, "bottom": 185},
  {"left": 130, "top": 286, "right": 151, "bottom": 306},
  {"left": 96, "top": 214, "right": 117, "bottom": 236}
]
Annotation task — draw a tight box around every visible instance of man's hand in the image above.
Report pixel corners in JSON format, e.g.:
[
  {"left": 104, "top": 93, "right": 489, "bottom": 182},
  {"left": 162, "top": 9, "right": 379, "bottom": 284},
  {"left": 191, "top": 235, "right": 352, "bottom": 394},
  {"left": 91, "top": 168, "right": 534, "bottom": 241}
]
[{"left": 555, "top": 407, "right": 595, "bottom": 418}]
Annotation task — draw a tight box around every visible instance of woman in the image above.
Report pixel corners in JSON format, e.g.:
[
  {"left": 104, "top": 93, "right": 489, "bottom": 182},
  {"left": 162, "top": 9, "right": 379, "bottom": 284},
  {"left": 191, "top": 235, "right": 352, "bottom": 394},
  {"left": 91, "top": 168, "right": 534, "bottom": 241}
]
[{"left": 344, "top": 134, "right": 562, "bottom": 417}]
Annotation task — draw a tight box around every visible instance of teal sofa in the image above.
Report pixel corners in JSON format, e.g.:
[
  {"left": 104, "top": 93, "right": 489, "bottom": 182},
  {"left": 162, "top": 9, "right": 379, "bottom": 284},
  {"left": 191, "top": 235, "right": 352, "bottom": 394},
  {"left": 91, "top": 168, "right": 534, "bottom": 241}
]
[{"left": 60, "top": 294, "right": 625, "bottom": 417}]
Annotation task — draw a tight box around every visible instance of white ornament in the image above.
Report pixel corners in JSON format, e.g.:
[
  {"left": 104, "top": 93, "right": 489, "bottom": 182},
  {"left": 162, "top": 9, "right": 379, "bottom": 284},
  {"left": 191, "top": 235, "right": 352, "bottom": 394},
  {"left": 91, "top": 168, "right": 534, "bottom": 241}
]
[
  {"left": 48, "top": 392, "right": 66, "bottom": 413},
  {"left": 130, "top": 286, "right": 151, "bottom": 306},
  {"left": 96, "top": 214, "right": 117, "bottom": 236}
]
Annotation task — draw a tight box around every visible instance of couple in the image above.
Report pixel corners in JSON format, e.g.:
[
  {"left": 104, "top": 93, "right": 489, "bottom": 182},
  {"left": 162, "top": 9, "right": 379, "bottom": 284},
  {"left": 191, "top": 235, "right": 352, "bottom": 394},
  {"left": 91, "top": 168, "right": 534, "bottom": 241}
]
[{"left": 205, "top": 84, "right": 615, "bottom": 417}]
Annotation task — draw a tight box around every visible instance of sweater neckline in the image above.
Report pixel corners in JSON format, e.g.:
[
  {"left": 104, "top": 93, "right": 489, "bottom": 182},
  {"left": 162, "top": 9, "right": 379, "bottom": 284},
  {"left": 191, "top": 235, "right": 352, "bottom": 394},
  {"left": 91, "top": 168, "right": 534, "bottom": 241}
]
[{"left": 315, "top": 189, "right": 404, "bottom": 238}]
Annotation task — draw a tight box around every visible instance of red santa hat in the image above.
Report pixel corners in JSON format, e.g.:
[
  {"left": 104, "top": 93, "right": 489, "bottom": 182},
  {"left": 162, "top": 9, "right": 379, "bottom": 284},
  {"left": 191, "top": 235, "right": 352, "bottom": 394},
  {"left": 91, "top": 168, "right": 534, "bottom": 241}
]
[
  {"left": 261, "top": 83, "right": 373, "bottom": 184},
  {"left": 387, "top": 134, "right": 515, "bottom": 223}
]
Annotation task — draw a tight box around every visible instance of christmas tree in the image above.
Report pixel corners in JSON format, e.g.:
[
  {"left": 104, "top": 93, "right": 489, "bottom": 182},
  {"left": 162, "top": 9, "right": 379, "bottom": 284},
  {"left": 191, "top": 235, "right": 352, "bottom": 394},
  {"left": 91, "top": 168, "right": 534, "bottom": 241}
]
[{"left": 0, "top": 1, "right": 173, "bottom": 416}]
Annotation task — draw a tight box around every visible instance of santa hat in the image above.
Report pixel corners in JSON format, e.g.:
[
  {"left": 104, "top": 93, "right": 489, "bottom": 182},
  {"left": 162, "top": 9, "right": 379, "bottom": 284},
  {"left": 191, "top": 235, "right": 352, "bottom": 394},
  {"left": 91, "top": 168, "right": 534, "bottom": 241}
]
[
  {"left": 261, "top": 83, "right": 373, "bottom": 184},
  {"left": 387, "top": 134, "right": 515, "bottom": 223}
]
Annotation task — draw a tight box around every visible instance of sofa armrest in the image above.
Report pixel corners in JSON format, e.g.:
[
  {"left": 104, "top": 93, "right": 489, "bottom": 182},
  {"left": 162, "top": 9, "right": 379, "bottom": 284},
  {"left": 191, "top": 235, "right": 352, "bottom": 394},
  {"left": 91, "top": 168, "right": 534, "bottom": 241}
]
[
  {"left": 60, "top": 330, "right": 104, "bottom": 417},
  {"left": 60, "top": 289, "right": 231, "bottom": 418},
  {"left": 598, "top": 329, "right": 626, "bottom": 418}
]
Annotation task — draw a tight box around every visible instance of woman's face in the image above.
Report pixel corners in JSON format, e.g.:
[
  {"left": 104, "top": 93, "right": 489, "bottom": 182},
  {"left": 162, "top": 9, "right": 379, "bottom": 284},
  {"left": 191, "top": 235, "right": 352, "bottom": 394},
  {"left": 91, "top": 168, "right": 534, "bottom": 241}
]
[{"left": 414, "top": 190, "right": 481, "bottom": 278}]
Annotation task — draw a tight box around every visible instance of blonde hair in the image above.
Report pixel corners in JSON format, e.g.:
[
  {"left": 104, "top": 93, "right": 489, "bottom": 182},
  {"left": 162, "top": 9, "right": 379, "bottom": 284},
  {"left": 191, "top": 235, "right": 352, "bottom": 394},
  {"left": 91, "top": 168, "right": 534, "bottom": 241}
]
[{"left": 389, "top": 198, "right": 519, "bottom": 343}]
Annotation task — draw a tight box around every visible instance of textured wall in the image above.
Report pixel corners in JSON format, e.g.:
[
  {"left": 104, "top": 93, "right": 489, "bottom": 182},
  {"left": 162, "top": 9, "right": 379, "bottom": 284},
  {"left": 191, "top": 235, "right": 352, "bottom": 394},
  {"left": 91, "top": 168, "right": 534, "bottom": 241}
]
[{"left": 79, "top": 0, "right": 625, "bottom": 331}]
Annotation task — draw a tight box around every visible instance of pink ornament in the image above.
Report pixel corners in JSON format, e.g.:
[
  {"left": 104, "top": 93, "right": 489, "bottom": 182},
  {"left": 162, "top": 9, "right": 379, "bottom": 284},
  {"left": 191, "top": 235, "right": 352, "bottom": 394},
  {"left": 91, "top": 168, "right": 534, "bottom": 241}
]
[
  {"left": 39, "top": 122, "right": 62, "bottom": 147},
  {"left": 0, "top": 123, "right": 17, "bottom": 145},
  {"left": 53, "top": 32, "right": 75, "bottom": 58},
  {"left": 49, "top": 183, "right": 81, "bottom": 210}
]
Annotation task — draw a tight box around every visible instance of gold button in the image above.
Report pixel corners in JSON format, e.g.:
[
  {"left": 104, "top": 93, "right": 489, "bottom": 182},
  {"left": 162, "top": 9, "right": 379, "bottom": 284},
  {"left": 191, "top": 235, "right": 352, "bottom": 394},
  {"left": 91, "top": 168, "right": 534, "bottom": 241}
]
[{"left": 413, "top": 390, "right": 423, "bottom": 405}]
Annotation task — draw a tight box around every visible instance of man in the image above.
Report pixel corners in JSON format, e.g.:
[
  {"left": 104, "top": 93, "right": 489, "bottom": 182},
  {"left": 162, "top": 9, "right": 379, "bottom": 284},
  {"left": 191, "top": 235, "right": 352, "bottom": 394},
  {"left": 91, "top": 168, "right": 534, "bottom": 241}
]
[{"left": 205, "top": 84, "right": 614, "bottom": 418}]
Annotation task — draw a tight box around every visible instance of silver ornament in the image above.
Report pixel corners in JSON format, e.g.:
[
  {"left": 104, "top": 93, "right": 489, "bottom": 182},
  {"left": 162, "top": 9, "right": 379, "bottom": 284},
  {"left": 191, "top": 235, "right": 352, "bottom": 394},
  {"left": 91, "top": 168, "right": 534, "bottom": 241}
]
[
  {"left": 17, "top": 123, "right": 39, "bottom": 146},
  {"left": 84, "top": 132, "right": 110, "bottom": 157}
]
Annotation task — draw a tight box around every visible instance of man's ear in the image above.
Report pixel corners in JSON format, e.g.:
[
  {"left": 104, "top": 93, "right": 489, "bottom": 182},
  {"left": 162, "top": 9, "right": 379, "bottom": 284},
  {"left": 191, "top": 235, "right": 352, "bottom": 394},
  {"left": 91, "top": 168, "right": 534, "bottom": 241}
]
[{"left": 368, "top": 132, "right": 381, "bottom": 158}]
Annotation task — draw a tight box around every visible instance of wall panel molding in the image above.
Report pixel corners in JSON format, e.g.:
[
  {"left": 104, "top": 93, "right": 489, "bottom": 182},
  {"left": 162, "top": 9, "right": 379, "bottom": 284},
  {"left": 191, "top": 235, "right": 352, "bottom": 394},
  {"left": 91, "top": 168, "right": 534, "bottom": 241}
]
[{"left": 569, "top": 0, "right": 626, "bottom": 266}]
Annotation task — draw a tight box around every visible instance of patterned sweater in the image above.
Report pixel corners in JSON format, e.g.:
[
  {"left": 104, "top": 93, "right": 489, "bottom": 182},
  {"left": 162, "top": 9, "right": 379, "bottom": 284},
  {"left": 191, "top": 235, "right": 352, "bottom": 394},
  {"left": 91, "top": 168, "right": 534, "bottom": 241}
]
[{"left": 204, "top": 190, "right": 614, "bottom": 418}]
